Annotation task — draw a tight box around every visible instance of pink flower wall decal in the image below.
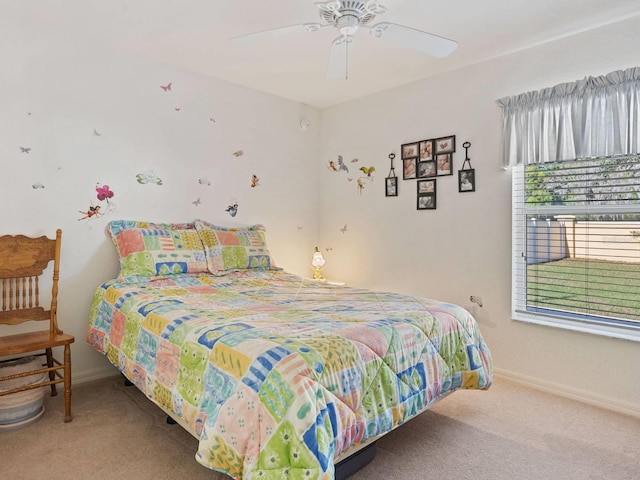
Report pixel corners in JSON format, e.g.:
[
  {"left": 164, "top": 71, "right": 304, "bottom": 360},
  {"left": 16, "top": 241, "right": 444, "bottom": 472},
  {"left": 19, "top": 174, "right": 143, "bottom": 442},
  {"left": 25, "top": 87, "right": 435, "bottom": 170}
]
[{"left": 96, "top": 184, "right": 114, "bottom": 201}]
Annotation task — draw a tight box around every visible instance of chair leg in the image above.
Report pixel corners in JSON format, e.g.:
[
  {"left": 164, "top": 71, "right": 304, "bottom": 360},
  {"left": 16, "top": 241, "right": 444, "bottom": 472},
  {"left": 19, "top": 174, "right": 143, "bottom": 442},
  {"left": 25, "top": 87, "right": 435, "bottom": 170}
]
[
  {"left": 63, "top": 344, "right": 72, "bottom": 423},
  {"left": 46, "top": 348, "right": 58, "bottom": 397}
]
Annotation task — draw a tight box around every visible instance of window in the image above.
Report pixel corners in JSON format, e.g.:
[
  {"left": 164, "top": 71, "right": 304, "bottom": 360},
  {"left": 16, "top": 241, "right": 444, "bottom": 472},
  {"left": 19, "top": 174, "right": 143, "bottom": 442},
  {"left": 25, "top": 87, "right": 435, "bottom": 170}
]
[
  {"left": 499, "top": 67, "right": 640, "bottom": 340},
  {"left": 512, "top": 156, "right": 640, "bottom": 339}
]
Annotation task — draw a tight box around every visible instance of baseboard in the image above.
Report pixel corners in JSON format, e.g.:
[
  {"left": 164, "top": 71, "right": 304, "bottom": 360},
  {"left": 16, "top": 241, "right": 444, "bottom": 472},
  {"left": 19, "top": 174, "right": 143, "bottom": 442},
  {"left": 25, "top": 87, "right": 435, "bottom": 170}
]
[
  {"left": 75, "top": 366, "right": 640, "bottom": 418},
  {"left": 494, "top": 368, "right": 640, "bottom": 419},
  {"left": 72, "top": 366, "right": 119, "bottom": 385}
]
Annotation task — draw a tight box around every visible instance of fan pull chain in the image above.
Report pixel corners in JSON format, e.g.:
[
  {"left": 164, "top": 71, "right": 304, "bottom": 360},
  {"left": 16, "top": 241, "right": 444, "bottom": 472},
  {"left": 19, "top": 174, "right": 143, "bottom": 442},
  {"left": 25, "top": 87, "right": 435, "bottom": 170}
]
[{"left": 345, "top": 35, "right": 350, "bottom": 80}]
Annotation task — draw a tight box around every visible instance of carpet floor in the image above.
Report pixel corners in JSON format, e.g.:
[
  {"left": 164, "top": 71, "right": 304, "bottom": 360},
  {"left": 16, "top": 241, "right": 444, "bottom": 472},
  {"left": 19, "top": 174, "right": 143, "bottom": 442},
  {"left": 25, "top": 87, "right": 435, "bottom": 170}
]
[{"left": 2, "top": 374, "right": 639, "bottom": 479}]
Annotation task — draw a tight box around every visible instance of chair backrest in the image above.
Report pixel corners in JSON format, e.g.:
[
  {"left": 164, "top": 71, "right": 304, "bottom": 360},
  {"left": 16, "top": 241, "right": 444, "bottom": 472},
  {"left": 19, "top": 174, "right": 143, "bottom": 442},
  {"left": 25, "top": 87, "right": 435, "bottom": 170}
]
[{"left": 0, "top": 229, "right": 62, "bottom": 334}]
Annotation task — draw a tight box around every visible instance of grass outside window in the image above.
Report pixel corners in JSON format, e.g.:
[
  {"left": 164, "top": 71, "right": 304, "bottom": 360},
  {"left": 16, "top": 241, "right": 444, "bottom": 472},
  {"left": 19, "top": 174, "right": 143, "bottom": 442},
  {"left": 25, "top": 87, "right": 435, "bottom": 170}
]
[{"left": 527, "top": 258, "right": 640, "bottom": 323}]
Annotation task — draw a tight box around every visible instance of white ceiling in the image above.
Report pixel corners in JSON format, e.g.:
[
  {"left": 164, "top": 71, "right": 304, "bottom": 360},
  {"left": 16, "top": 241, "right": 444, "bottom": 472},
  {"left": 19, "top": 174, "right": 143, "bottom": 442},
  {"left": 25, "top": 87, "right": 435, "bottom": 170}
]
[{"left": 4, "top": 0, "right": 640, "bottom": 108}]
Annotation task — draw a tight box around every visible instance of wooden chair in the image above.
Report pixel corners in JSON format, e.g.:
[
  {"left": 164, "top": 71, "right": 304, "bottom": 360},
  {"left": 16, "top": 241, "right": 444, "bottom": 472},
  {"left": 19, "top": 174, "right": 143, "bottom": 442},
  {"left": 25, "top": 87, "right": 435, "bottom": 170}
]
[{"left": 0, "top": 229, "right": 74, "bottom": 422}]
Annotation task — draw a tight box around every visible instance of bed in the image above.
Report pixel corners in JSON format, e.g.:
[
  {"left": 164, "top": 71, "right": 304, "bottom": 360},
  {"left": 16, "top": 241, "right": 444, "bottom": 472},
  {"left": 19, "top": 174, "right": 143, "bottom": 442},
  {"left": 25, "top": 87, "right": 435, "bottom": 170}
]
[{"left": 86, "top": 220, "right": 492, "bottom": 479}]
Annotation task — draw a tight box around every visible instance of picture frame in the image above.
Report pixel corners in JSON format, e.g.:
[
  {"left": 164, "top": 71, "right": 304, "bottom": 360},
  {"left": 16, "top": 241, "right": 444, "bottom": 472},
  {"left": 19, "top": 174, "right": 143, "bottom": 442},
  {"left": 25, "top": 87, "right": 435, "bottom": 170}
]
[
  {"left": 436, "top": 153, "right": 453, "bottom": 176},
  {"left": 434, "top": 135, "right": 456, "bottom": 154},
  {"left": 401, "top": 142, "right": 419, "bottom": 159},
  {"left": 458, "top": 168, "right": 476, "bottom": 192},
  {"left": 417, "top": 178, "right": 436, "bottom": 194},
  {"left": 385, "top": 176, "right": 398, "bottom": 197},
  {"left": 418, "top": 160, "right": 436, "bottom": 178},
  {"left": 417, "top": 179, "right": 437, "bottom": 210},
  {"left": 403, "top": 158, "right": 417, "bottom": 180},
  {"left": 419, "top": 140, "right": 434, "bottom": 161}
]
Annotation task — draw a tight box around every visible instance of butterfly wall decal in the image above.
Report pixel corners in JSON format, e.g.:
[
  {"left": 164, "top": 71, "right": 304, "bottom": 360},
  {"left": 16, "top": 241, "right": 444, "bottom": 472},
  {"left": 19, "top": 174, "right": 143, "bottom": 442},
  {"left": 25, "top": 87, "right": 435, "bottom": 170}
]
[
  {"left": 340, "top": 224, "right": 348, "bottom": 234},
  {"left": 328, "top": 155, "right": 350, "bottom": 173},
  {"left": 198, "top": 178, "right": 211, "bottom": 186},
  {"left": 359, "top": 166, "right": 376, "bottom": 177},
  {"left": 251, "top": 175, "right": 260, "bottom": 188},
  {"left": 233, "top": 150, "right": 244, "bottom": 157},
  {"left": 20, "top": 147, "right": 31, "bottom": 153},
  {"left": 136, "top": 170, "right": 163, "bottom": 186},
  {"left": 160, "top": 82, "right": 172, "bottom": 92},
  {"left": 192, "top": 198, "right": 202, "bottom": 207},
  {"left": 336, "top": 155, "right": 349, "bottom": 173},
  {"left": 93, "top": 129, "right": 102, "bottom": 137},
  {"left": 226, "top": 203, "right": 239, "bottom": 217}
]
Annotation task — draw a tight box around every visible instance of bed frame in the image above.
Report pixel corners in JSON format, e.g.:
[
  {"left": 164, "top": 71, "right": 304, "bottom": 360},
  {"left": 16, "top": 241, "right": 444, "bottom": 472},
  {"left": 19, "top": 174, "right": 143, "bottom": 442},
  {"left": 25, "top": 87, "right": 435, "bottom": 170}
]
[
  {"left": 122, "top": 374, "right": 376, "bottom": 478},
  {"left": 122, "top": 375, "right": 452, "bottom": 479}
]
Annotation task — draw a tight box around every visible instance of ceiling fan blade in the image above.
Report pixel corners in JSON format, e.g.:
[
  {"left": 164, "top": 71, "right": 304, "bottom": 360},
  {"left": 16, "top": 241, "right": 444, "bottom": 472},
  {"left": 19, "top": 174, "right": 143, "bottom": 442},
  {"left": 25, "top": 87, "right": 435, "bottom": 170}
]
[
  {"left": 326, "top": 35, "right": 354, "bottom": 80},
  {"left": 368, "top": 22, "right": 458, "bottom": 58},
  {"left": 231, "top": 23, "right": 326, "bottom": 45}
]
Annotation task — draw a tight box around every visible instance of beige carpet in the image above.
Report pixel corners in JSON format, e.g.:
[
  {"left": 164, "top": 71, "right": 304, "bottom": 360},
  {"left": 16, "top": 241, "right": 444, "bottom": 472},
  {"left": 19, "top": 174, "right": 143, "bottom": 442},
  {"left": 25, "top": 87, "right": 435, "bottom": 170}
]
[{"left": 2, "top": 375, "right": 639, "bottom": 480}]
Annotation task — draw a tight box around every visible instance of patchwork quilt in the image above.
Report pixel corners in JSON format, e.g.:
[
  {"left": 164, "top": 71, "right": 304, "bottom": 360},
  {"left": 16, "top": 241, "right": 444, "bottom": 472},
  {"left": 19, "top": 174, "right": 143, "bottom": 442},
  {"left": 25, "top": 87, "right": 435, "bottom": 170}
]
[{"left": 87, "top": 270, "right": 492, "bottom": 479}]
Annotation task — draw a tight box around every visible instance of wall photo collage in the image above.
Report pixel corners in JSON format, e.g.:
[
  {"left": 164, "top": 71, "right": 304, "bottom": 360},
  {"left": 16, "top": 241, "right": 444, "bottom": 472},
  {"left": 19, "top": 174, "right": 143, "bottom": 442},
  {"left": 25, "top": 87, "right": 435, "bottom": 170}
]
[{"left": 401, "top": 135, "right": 455, "bottom": 210}]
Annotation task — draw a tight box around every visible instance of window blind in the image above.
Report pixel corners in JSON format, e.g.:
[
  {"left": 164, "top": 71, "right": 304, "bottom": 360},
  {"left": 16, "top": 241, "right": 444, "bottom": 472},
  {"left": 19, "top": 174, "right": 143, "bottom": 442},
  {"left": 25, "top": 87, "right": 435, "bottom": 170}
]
[{"left": 512, "top": 156, "right": 640, "bottom": 328}]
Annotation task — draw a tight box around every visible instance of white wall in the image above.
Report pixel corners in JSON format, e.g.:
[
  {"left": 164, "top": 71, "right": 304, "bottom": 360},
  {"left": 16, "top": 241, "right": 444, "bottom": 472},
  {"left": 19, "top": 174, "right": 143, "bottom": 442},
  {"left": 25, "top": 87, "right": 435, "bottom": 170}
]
[
  {"left": 319, "top": 16, "right": 640, "bottom": 412},
  {"left": 0, "top": 22, "right": 321, "bottom": 381},
  {"left": 3, "top": 9, "right": 639, "bottom": 414}
]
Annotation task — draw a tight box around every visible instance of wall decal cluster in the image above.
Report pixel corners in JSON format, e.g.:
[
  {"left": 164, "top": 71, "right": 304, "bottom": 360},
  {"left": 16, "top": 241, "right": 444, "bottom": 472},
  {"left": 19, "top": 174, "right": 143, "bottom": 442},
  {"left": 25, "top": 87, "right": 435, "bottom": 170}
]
[
  {"left": 13, "top": 77, "right": 306, "bottom": 234},
  {"left": 328, "top": 154, "right": 375, "bottom": 196},
  {"left": 78, "top": 184, "right": 116, "bottom": 226}
]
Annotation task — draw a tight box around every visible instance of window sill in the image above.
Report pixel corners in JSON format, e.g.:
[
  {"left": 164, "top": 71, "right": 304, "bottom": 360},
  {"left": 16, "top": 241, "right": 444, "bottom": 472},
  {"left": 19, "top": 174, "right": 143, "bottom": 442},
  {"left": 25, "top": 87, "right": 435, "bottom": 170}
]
[{"left": 512, "top": 311, "right": 640, "bottom": 343}]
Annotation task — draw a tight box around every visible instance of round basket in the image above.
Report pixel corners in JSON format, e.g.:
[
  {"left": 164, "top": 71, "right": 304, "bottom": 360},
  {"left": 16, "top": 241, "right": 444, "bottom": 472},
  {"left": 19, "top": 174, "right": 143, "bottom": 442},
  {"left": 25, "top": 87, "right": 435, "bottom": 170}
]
[{"left": 0, "top": 356, "right": 47, "bottom": 426}]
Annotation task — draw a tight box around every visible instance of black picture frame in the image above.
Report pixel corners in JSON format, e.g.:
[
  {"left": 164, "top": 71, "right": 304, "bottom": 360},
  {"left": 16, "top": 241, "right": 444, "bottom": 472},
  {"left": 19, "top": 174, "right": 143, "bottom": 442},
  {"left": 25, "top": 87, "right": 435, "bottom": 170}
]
[
  {"left": 418, "top": 160, "right": 436, "bottom": 178},
  {"left": 458, "top": 169, "right": 476, "bottom": 192},
  {"left": 436, "top": 153, "right": 453, "bottom": 176},
  {"left": 434, "top": 135, "right": 456, "bottom": 154},
  {"left": 403, "top": 158, "right": 417, "bottom": 180},
  {"left": 419, "top": 140, "right": 434, "bottom": 161},
  {"left": 385, "top": 176, "right": 398, "bottom": 197},
  {"left": 417, "top": 179, "right": 437, "bottom": 210},
  {"left": 401, "top": 142, "right": 419, "bottom": 159}
]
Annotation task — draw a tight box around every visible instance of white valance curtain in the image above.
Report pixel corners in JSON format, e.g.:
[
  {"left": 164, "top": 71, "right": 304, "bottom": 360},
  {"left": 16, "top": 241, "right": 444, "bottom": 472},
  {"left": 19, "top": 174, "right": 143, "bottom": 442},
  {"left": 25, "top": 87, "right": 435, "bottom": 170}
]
[{"left": 497, "top": 67, "right": 640, "bottom": 167}]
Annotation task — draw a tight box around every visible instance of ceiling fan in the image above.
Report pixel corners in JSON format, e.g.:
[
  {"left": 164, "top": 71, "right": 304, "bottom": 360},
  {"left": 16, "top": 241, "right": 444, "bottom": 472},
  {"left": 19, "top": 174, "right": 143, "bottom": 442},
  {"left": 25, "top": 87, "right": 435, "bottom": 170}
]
[{"left": 231, "top": 0, "right": 458, "bottom": 79}]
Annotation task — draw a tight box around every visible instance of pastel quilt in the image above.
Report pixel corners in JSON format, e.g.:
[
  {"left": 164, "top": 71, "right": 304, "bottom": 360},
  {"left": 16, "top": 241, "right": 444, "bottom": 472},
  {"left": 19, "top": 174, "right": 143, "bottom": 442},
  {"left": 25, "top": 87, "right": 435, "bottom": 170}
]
[{"left": 87, "top": 270, "right": 492, "bottom": 479}]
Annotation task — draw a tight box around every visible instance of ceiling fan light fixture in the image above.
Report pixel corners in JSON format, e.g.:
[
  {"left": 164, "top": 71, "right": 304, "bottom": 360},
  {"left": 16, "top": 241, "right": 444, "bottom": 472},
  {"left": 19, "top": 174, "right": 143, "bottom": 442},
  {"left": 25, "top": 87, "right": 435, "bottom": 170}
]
[
  {"left": 337, "top": 15, "right": 360, "bottom": 35},
  {"left": 319, "top": 1, "right": 376, "bottom": 26}
]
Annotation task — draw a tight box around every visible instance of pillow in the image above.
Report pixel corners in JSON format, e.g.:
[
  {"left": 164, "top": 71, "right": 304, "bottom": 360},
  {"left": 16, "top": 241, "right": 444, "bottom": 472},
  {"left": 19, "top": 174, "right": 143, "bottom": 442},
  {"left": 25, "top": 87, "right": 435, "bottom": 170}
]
[
  {"left": 108, "top": 220, "right": 195, "bottom": 236},
  {"left": 194, "top": 220, "right": 276, "bottom": 275},
  {"left": 107, "top": 220, "right": 208, "bottom": 278}
]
